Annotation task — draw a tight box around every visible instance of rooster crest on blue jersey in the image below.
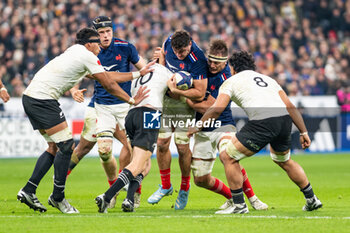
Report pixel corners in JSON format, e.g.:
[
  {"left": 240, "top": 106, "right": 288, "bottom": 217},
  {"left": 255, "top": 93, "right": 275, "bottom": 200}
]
[{"left": 175, "top": 71, "right": 193, "bottom": 90}]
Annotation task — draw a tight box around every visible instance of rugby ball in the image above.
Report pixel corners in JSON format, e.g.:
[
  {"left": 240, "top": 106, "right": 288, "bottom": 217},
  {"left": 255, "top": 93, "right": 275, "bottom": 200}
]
[{"left": 175, "top": 71, "right": 193, "bottom": 90}]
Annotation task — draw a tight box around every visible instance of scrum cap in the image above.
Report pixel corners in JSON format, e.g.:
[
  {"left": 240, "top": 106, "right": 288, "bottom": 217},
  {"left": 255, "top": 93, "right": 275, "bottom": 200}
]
[{"left": 92, "top": 16, "right": 113, "bottom": 30}]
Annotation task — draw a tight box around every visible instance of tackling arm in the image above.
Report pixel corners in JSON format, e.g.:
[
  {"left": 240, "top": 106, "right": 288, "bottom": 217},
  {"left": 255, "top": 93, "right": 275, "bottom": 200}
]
[
  {"left": 107, "top": 60, "right": 156, "bottom": 83},
  {"left": 186, "top": 94, "right": 215, "bottom": 114},
  {"left": 91, "top": 72, "right": 149, "bottom": 105},
  {"left": 279, "top": 90, "right": 311, "bottom": 149},
  {"left": 187, "top": 93, "right": 230, "bottom": 138}
]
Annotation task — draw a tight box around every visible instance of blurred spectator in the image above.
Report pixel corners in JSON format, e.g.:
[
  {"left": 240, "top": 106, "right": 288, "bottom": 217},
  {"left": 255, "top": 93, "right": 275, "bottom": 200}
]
[
  {"left": 1, "top": 0, "right": 350, "bottom": 97},
  {"left": 336, "top": 81, "right": 350, "bottom": 112}
]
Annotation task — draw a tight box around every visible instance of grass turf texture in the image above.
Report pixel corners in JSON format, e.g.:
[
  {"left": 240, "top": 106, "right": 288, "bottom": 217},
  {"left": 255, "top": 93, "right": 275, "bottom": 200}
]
[{"left": 0, "top": 153, "right": 349, "bottom": 233}]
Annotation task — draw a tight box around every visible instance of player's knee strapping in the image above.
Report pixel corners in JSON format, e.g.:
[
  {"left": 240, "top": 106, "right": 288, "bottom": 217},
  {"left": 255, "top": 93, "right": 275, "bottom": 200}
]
[
  {"left": 50, "top": 128, "right": 74, "bottom": 159},
  {"left": 270, "top": 151, "right": 290, "bottom": 162},
  {"left": 97, "top": 131, "right": 113, "bottom": 162},
  {"left": 191, "top": 159, "right": 214, "bottom": 177},
  {"left": 174, "top": 132, "right": 190, "bottom": 144},
  {"left": 225, "top": 140, "right": 247, "bottom": 161}
]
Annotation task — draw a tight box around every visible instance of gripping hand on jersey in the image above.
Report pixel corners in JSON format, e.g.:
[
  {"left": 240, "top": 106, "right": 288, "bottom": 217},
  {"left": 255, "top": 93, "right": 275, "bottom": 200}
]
[
  {"left": 139, "top": 60, "right": 157, "bottom": 77},
  {"left": 133, "top": 86, "right": 150, "bottom": 105}
]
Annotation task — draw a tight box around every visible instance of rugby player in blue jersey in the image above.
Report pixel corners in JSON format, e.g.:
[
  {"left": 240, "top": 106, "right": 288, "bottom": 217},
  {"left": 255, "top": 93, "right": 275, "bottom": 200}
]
[
  {"left": 184, "top": 39, "right": 268, "bottom": 212},
  {"left": 67, "top": 16, "right": 148, "bottom": 208},
  {"left": 148, "top": 30, "right": 207, "bottom": 210}
]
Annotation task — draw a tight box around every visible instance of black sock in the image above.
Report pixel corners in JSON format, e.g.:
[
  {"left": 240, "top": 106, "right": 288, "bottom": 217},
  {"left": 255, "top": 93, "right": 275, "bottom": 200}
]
[
  {"left": 126, "top": 174, "right": 144, "bottom": 203},
  {"left": 53, "top": 149, "right": 72, "bottom": 202},
  {"left": 301, "top": 183, "right": 314, "bottom": 199},
  {"left": 23, "top": 151, "right": 55, "bottom": 194},
  {"left": 231, "top": 188, "right": 245, "bottom": 205},
  {"left": 105, "top": 168, "right": 134, "bottom": 203}
]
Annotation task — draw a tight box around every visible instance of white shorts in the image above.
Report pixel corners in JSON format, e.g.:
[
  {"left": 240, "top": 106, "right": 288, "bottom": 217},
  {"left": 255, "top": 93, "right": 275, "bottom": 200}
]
[
  {"left": 81, "top": 106, "right": 97, "bottom": 142},
  {"left": 191, "top": 125, "right": 236, "bottom": 177},
  {"left": 158, "top": 95, "right": 195, "bottom": 144},
  {"left": 95, "top": 103, "right": 130, "bottom": 134}
]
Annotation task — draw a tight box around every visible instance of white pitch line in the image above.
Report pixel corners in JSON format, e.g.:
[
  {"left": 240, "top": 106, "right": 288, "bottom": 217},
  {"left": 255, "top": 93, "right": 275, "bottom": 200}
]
[{"left": 0, "top": 215, "right": 349, "bottom": 220}]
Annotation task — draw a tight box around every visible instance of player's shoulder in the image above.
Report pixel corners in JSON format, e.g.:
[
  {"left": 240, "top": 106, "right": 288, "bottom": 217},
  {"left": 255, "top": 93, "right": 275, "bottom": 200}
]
[
  {"left": 68, "top": 44, "right": 96, "bottom": 59},
  {"left": 190, "top": 41, "right": 206, "bottom": 61},
  {"left": 112, "top": 37, "right": 133, "bottom": 47},
  {"left": 163, "top": 35, "right": 172, "bottom": 49}
]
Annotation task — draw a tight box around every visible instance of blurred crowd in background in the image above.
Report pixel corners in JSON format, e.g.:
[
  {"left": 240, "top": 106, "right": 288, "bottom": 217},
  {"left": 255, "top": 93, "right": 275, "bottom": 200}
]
[{"left": 1, "top": 0, "right": 350, "bottom": 99}]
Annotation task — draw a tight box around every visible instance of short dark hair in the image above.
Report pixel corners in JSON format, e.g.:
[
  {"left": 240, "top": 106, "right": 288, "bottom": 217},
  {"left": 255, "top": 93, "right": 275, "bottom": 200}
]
[
  {"left": 75, "top": 28, "right": 99, "bottom": 45},
  {"left": 209, "top": 39, "right": 228, "bottom": 57},
  {"left": 171, "top": 30, "right": 191, "bottom": 50},
  {"left": 228, "top": 51, "right": 256, "bottom": 73}
]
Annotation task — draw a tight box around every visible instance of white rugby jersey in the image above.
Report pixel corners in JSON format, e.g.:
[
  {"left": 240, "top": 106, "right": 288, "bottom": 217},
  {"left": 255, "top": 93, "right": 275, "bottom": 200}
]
[
  {"left": 24, "top": 44, "right": 105, "bottom": 100},
  {"left": 219, "top": 70, "right": 289, "bottom": 120},
  {"left": 131, "top": 64, "right": 173, "bottom": 110}
]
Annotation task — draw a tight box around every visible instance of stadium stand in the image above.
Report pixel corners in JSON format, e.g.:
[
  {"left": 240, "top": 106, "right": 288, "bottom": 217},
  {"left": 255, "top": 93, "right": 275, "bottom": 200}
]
[{"left": 0, "top": 0, "right": 349, "bottom": 97}]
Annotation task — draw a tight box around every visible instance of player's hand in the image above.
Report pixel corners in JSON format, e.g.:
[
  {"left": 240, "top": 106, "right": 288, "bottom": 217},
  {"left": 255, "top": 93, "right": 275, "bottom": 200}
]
[
  {"left": 140, "top": 60, "right": 156, "bottom": 76},
  {"left": 152, "top": 47, "right": 163, "bottom": 61},
  {"left": 167, "top": 75, "right": 177, "bottom": 93},
  {"left": 133, "top": 86, "right": 150, "bottom": 105},
  {"left": 300, "top": 133, "right": 311, "bottom": 149},
  {"left": 71, "top": 89, "right": 86, "bottom": 103},
  {"left": 0, "top": 88, "right": 10, "bottom": 103},
  {"left": 187, "top": 126, "right": 200, "bottom": 138}
]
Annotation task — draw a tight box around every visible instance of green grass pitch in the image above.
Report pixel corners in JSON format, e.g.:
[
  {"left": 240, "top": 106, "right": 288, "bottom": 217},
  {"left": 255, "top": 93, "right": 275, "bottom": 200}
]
[{"left": 0, "top": 153, "right": 349, "bottom": 233}]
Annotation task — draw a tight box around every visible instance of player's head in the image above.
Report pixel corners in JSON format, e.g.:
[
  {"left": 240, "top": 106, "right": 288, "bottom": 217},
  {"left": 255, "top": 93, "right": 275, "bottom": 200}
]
[
  {"left": 171, "top": 29, "right": 192, "bottom": 60},
  {"left": 92, "top": 16, "right": 113, "bottom": 49},
  {"left": 208, "top": 39, "right": 228, "bottom": 74},
  {"left": 76, "top": 28, "right": 101, "bottom": 55},
  {"left": 228, "top": 50, "right": 256, "bottom": 74}
]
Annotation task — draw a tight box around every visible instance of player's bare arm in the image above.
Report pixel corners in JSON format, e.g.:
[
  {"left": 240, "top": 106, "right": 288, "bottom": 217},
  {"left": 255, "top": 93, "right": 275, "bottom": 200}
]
[
  {"left": 134, "top": 56, "right": 147, "bottom": 70},
  {"left": 187, "top": 93, "right": 230, "bottom": 137},
  {"left": 279, "top": 90, "right": 311, "bottom": 149},
  {"left": 168, "top": 77, "right": 207, "bottom": 101},
  {"left": 92, "top": 72, "right": 149, "bottom": 105},
  {"left": 107, "top": 60, "right": 156, "bottom": 83},
  {"left": 186, "top": 94, "right": 215, "bottom": 114},
  {"left": 0, "top": 79, "right": 10, "bottom": 103}
]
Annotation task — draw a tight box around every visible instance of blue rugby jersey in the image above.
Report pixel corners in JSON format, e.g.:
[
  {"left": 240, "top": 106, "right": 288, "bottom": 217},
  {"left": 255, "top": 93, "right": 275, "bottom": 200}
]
[
  {"left": 163, "top": 35, "right": 208, "bottom": 80},
  {"left": 196, "top": 64, "right": 236, "bottom": 132},
  {"left": 94, "top": 37, "right": 140, "bottom": 105}
]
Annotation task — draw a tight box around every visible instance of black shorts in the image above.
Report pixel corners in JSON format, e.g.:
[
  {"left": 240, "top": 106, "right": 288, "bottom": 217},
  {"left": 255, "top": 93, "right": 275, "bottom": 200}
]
[
  {"left": 236, "top": 115, "right": 292, "bottom": 153},
  {"left": 125, "top": 107, "right": 160, "bottom": 153},
  {"left": 22, "top": 94, "right": 66, "bottom": 130}
]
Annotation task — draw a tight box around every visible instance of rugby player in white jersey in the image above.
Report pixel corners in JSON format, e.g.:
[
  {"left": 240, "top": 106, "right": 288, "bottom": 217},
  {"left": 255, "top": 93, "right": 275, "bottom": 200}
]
[
  {"left": 95, "top": 64, "right": 175, "bottom": 213},
  {"left": 188, "top": 51, "right": 322, "bottom": 214},
  {"left": 185, "top": 40, "right": 268, "bottom": 211},
  {"left": 17, "top": 28, "right": 154, "bottom": 214}
]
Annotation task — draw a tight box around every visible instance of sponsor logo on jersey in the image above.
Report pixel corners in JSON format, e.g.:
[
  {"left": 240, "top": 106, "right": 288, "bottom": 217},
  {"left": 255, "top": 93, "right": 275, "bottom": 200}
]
[
  {"left": 210, "top": 85, "right": 215, "bottom": 91},
  {"left": 59, "top": 111, "right": 64, "bottom": 118},
  {"left": 97, "top": 60, "right": 101, "bottom": 65},
  {"left": 179, "top": 63, "right": 185, "bottom": 70},
  {"left": 103, "top": 64, "right": 118, "bottom": 71},
  {"left": 115, "top": 54, "right": 121, "bottom": 61},
  {"left": 143, "top": 110, "right": 161, "bottom": 129}
]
